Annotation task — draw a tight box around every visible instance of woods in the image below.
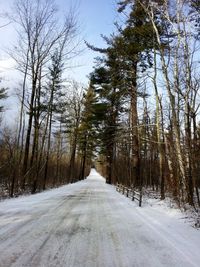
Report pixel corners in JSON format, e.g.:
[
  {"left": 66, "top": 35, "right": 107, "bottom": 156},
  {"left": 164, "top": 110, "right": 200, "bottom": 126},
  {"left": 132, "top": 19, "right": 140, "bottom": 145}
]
[
  {"left": 0, "top": 0, "right": 200, "bottom": 209},
  {"left": 0, "top": 0, "right": 90, "bottom": 197},
  {"left": 89, "top": 0, "right": 200, "bottom": 208}
]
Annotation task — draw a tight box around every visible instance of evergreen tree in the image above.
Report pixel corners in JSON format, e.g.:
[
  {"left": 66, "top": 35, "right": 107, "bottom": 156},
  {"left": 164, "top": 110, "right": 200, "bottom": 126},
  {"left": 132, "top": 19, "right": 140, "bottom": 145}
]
[
  {"left": 115, "top": 1, "right": 163, "bottom": 187},
  {"left": 42, "top": 49, "right": 65, "bottom": 191},
  {"left": 87, "top": 0, "right": 168, "bottom": 187},
  {"left": 90, "top": 56, "right": 124, "bottom": 184},
  {"left": 0, "top": 86, "right": 7, "bottom": 113},
  {"left": 78, "top": 84, "right": 97, "bottom": 180}
]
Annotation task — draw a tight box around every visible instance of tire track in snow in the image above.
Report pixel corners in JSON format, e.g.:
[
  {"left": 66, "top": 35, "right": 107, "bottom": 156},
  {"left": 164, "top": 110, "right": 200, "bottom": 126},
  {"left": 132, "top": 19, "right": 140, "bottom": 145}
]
[
  {"left": 0, "top": 187, "right": 88, "bottom": 267},
  {"left": 0, "top": 170, "right": 200, "bottom": 267}
]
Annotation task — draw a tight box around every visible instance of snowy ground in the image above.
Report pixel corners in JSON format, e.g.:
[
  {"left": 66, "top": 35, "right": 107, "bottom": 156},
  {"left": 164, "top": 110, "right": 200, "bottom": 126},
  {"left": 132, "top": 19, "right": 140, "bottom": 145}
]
[{"left": 0, "top": 169, "right": 200, "bottom": 267}]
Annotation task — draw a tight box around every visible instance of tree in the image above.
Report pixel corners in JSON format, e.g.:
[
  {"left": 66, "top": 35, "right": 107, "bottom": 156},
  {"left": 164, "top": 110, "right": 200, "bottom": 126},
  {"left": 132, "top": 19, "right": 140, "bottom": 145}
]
[
  {"left": 86, "top": 0, "right": 166, "bottom": 187},
  {"left": 11, "top": 0, "right": 77, "bottom": 190},
  {"left": 78, "top": 84, "right": 97, "bottom": 180},
  {"left": 0, "top": 16, "right": 9, "bottom": 124},
  {"left": 90, "top": 58, "right": 124, "bottom": 184},
  {"left": 105, "top": 1, "right": 159, "bottom": 186},
  {"left": 64, "top": 81, "right": 84, "bottom": 182},
  {"left": 42, "top": 48, "right": 65, "bottom": 191},
  {"left": 137, "top": 0, "right": 200, "bottom": 205},
  {"left": 0, "top": 87, "right": 7, "bottom": 113}
]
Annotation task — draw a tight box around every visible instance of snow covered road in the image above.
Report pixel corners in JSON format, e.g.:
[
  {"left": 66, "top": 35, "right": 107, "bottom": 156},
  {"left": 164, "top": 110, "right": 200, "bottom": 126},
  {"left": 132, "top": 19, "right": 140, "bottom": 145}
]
[{"left": 0, "top": 169, "right": 200, "bottom": 267}]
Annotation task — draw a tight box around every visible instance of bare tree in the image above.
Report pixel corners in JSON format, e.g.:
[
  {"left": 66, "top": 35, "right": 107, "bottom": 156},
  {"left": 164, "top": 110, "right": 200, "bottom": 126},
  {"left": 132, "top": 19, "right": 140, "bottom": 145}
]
[{"left": 10, "top": 0, "right": 78, "bottom": 190}]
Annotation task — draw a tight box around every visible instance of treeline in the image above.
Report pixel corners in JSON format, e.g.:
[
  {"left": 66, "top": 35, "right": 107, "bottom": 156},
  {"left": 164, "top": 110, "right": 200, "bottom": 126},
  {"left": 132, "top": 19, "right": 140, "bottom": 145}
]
[
  {"left": 1, "top": 0, "right": 200, "bottom": 208},
  {"left": 84, "top": 0, "right": 200, "bottom": 208},
  {"left": 0, "top": 0, "right": 91, "bottom": 198}
]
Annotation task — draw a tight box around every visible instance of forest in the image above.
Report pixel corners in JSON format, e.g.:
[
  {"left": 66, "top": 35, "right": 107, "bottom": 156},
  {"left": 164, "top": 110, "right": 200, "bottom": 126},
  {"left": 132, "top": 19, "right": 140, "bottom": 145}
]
[{"left": 0, "top": 0, "right": 200, "bottom": 209}]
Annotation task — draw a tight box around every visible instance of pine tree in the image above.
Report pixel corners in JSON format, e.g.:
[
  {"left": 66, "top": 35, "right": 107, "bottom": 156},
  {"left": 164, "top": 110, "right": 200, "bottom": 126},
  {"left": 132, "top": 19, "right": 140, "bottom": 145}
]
[
  {"left": 78, "top": 84, "right": 98, "bottom": 180},
  {"left": 0, "top": 87, "right": 7, "bottom": 113},
  {"left": 110, "top": 1, "right": 158, "bottom": 186},
  {"left": 42, "top": 49, "right": 65, "bottom": 191},
  {"left": 90, "top": 56, "right": 124, "bottom": 184}
]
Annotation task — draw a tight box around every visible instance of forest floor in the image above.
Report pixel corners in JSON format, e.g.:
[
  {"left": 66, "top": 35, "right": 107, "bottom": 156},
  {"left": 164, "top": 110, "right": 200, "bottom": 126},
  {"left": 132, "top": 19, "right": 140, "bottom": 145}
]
[{"left": 0, "top": 169, "right": 200, "bottom": 267}]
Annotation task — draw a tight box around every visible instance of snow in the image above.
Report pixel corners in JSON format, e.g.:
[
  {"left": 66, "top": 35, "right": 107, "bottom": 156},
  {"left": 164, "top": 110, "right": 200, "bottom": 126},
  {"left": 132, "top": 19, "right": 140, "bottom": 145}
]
[{"left": 0, "top": 169, "right": 200, "bottom": 267}]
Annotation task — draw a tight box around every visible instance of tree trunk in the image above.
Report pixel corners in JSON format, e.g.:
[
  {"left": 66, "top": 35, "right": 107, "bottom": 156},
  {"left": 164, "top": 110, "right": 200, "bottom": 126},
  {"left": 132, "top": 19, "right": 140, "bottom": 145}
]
[
  {"left": 185, "top": 102, "right": 194, "bottom": 205},
  {"left": 69, "top": 130, "right": 78, "bottom": 183},
  {"left": 146, "top": 3, "right": 188, "bottom": 204},
  {"left": 22, "top": 77, "right": 37, "bottom": 188},
  {"left": 130, "top": 62, "right": 140, "bottom": 187},
  {"left": 80, "top": 134, "right": 87, "bottom": 181},
  {"left": 152, "top": 47, "right": 165, "bottom": 199},
  {"left": 192, "top": 114, "right": 200, "bottom": 207},
  {"left": 106, "top": 149, "right": 113, "bottom": 184},
  {"left": 43, "top": 109, "right": 53, "bottom": 190}
]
